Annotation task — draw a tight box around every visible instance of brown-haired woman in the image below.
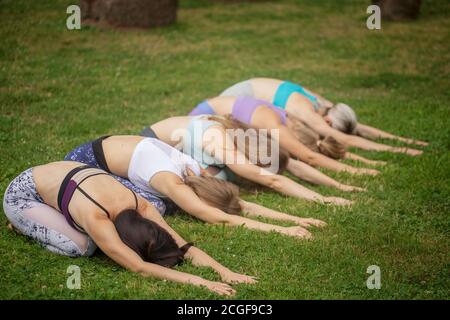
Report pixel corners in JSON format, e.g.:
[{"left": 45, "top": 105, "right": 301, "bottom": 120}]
[
  {"left": 65, "top": 136, "right": 324, "bottom": 239},
  {"left": 3, "top": 161, "right": 257, "bottom": 296},
  {"left": 141, "top": 115, "right": 353, "bottom": 206}
]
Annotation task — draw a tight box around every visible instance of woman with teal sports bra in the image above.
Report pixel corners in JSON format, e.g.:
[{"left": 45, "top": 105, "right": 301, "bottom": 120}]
[
  {"left": 220, "top": 78, "right": 427, "bottom": 156},
  {"left": 189, "top": 96, "right": 384, "bottom": 177},
  {"left": 142, "top": 115, "right": 354, "bottom": 206}
]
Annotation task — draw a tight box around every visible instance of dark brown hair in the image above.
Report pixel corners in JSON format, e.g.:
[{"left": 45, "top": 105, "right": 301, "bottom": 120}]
[{"left": 114, "top": 210, "right": 189, "bottom": 267}]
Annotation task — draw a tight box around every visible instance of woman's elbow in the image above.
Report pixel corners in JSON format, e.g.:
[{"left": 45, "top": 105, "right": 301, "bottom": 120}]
[
  {"left": 104, "top": 247, "right": 143, "bottom": 273},
  {"left": 338, "top": 134, "right": 352, "bottom": 145},
  {"left": 301, "top": 153, "right": 318, "bottom": 166},
  {"left": 266, "top": 175, "right": 284, "bottom": 190},
  {"left": 130, "top": 263, "right": 145, "bottom": 274},
  {"left": 201, "top": 211, "right": 233, "bottom": 225}
]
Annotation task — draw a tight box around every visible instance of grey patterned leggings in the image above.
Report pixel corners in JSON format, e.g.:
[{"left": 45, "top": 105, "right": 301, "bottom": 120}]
[{"left": 3, "top": 168, "right": 97, "bottom": 257}]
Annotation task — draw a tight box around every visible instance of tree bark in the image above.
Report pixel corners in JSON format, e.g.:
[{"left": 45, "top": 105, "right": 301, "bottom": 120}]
[
  {"left": 373, "top": 0, "right": 422, "bottom": 21},
  {"left": 211, "top": 0, "right": 265, "bottom": 2},
  {"left": 80, "top": 0, "right": 178, "bottom": 28}
]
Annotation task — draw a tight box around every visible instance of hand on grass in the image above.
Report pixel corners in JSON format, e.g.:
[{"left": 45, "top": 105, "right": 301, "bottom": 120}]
[
  {"left": 279, "top": 226, "right": 312, "bottom": 239},
  {"left": 201, "top": 280, "right": 236, "bottom": 296},
  {"left": 323, "top": 197, "right": 353, "bottom": 206},
  {"left": 294, "top": 217, "right": 327, "bottom": 228},
  {"left": 366, "top": 159, "right": 387, "bottom": 166},
  {"left": 414, "top": 140, "right": 429, "bottom": 147},
  {"left": 405, "top": 148, "right": 423, "bottom": 156},
  {"left": 221, "top": 271, "right": 258, "bottom": 285},
  {"left": 405, "top": 139, "right": 428, "bottom": 147},
  {"left": 354, "top": 168, "right": 380, "bottom": 176},
  {"left": 338, "top": 184, "right": 367, "bottom": 192}
]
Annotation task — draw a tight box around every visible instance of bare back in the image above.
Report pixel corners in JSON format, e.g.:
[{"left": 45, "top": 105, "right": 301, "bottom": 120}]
[
  {"left": 250, "top": 78, "right": 317, "bottom": 118},
  {"left": 102, "top": 135, "right": 145, "bottom": 177},
  {"left": 150, "top": 116, "right": 193, "bottom": 147},
  {"left": 207, "top": 96, "right": 235, "bottom": 115},
  {"left": 251, "top": 78, "right": 283, "bottom": 102},
  {"left": 33, "top": 161, "right": 138, "bottom": 228}
]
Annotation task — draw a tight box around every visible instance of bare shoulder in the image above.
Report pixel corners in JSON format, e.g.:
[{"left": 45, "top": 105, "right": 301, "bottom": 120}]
[
  {"left": 33, "top": 161, "right": 81, "bottom": 197},
  {"left": 154, "top": 116, "right": 191, "bottom": 127},
  {"left": 254, "top": 106, "right": 283, "bottom": 126}
]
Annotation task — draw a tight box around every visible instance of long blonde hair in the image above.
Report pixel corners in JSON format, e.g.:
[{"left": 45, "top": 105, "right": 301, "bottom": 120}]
[
  {"left": 207, "top": 115, "right": 289, "bottom": 173},
  {"left": 287, "top": 113, "right": 347, "bottom": 159},
  {"left": 184, "top": 175, "right": 241, "bottom": 215}
]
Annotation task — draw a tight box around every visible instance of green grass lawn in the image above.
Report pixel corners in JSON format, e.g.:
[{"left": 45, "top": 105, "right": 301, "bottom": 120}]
[{"left": 0, "top": 0, "right": 449, "bottom": 299}]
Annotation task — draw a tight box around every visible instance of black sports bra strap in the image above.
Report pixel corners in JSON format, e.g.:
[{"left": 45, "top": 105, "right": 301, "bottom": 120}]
[
  {"left": 92, "top": 135, "right": 112, "bottom": 172},
  {"left": 77, "top": 172, "right": 110, "bottom": 186},
  {"left": 76, "top": 186, "right": 111, "bottom": 218},
  {"left": 131, "top": 190, "right": 138, "bottom": 210}
]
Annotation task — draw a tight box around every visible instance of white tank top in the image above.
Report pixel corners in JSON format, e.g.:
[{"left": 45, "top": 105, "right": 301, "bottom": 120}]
[{"left": 128, "top": 138, "right": 201, "bottom": 198}]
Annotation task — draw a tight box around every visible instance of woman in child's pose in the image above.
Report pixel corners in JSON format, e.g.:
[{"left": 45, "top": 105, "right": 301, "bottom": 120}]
[
  {"left": 3, "top": 161, "right": 257, "bottom": 296},
  {"left": 220, "top": 78, "right": 427, "bottom": 155}
]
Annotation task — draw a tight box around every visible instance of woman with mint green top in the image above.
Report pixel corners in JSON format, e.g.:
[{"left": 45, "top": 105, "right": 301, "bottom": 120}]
[{"left": 143, "top": 115, "right": 353, "bottom": 206}]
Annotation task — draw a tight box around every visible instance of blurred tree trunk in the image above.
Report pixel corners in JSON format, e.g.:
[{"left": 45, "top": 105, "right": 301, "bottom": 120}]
[
  {"left": 209, "top": 0, "right": 266, "bottom": 3},
  {"left": 80, "top": 0, "right": 178, "bottom": 28},
  {"left": 373, "top": 0, "right": 422, "bottom": 21}
]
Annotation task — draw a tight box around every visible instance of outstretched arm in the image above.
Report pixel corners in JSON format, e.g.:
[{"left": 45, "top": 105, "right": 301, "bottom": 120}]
[
  {"left": 136, "top": 196, "right": 256, "bottom": 285},
  {"left": 340, "top": 129, "right": 423, "bottom": 156},
  {"left": 344, "top": 152, "right": 387, "bottom": 166},
  {"left": 277, "top": 125, "right": 380, "bottom": 175},
  {"left": 305, "top": 112, "right": 423, "bottom": 156},
  {"left": 153, "top": 173, "right": 313, "bottom": 238},
  {"left": 83, "top": 213, "right": 235, "bottom": 296},
  {"left": 286, "top": 158, "right": 367, "bottom": 192},
  {"left": 203, "top": 131, "right": 353, "bottom": 205},
  {"left": 227, "top": 160, "right": 353, "bottom": 206},
  {"left": 355, "top": 123, "right": 429, "bottom": 146},
  {"left": 239, "top": 199, "right": 326, "bottom": 228}
]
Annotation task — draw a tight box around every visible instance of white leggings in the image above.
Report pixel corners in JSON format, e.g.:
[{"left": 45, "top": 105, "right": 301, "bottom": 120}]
[{"left": 3, "top": 168, "right": 97, "bottom": 257}]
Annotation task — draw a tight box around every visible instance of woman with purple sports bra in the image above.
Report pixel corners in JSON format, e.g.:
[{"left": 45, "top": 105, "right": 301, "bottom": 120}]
[
  {"left": 2, "top": 161, "right": 258, "bottom": 296},
  {"left": 192, "top": 97, "right": 383, "bottom": 166},
  {"left": 219, "top": 78, "right": 426, "bottom": 156},
  {"left": 189, "top": 96, "right": 380, "bottom": 189}
]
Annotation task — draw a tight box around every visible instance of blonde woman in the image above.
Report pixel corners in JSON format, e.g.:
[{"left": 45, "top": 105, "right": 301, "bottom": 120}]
[
  {"left": 220, "top": 78, "right": 426, "bottom": 155},
  {"left": 65, "top": 135, "right": 326, "bottom": 239},
  {"left": 141, "top": 115, "right": 353, "bottom": 206}
]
